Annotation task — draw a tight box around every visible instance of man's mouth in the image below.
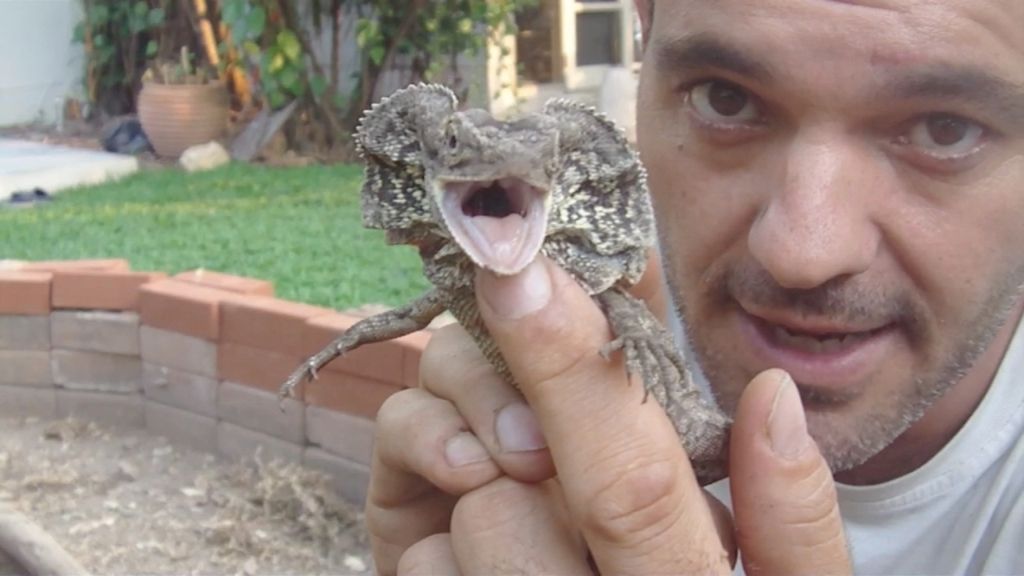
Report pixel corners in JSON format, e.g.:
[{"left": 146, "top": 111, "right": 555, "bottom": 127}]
[
  {"left": 739, "top": 308, "right": 897, "bottom": 391},
  {"left": 765, "top": 323, "right": 882, "bottom": 354},
  {"left": 439, "top": 178, "right": 548, "bottom": 275}
]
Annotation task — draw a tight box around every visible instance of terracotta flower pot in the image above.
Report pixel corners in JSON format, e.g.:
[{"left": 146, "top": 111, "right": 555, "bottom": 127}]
[{"left": 137, "top": 81, "right": 229, "bottom": 158}]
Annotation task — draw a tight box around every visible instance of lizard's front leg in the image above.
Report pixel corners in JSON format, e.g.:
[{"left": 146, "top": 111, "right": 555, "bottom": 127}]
[
  {"left": 279, "top": 289, "right": 446, "bottom": 400},
  {"left": 595, "top": 287, "right": 732, "bottom": 485}
]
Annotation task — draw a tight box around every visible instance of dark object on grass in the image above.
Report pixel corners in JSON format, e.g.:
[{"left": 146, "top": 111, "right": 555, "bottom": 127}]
[
  {"left": 99, "top": 116, "right": 152, "bottom": 155},
  {"left": 6, "top": 189, "right": 52, "bottom": 206}
]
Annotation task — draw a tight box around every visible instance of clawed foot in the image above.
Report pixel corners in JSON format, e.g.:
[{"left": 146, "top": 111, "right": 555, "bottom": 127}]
[
  {"left": 595, "top": 288, "right": 731, "bottom": 485},
  {"left": 278, "top": 360, "right": 321, "bottom": 403},
  {"left": 599, "top": 332, "right": 687, "bottom": 405}
]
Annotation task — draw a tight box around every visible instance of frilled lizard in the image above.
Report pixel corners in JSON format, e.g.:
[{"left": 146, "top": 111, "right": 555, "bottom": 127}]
[{"left": 280, "top": 84, "right": 731, "bottom": 484}]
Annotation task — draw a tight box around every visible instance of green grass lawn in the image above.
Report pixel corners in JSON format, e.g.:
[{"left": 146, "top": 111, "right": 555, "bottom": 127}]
[{"left": 0, "top": 163, "right": 431, "bottom": 309}]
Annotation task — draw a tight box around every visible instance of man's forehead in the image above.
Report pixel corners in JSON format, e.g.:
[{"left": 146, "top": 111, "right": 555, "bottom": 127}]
[
  {"left": 649, "top": 1, "right": 1024, "bottom": 130},
  {"left": 656, "top": 0, "right": 1024, "bottom": 76},
  {"left": 662, "top": 0, "right": 1024, "bottom": 50}
]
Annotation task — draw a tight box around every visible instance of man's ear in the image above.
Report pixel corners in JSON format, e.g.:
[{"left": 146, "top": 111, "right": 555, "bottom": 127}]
[{"left": 634, "top": 0, "right": 653, "bottom": 46}]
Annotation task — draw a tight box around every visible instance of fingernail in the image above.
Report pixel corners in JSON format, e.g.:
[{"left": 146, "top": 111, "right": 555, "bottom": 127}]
[
  {"left": 767, "top": 372, "right": 810, "bottom": 460},
  {"left": 477, "top": 258, "right": 552, "bottom": 320},
  {"left": 495, "top": 402, "right": 547, "bottom": 453},
  {"left": 444, "top": 431, "right": 491, "bottom": 468}
]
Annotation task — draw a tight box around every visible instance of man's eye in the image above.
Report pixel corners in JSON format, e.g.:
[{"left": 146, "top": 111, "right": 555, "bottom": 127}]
[
  {"left": 904, "top": 114, "right": 985, "bottom": 158},
  {"left": 688, "top": 80, "right": 760, "bottom": 125}
]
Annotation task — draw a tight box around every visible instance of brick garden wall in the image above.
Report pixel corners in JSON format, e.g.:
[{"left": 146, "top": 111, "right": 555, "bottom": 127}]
[{"left": 0, "top": 259, "right": 429, "bottom": 505}]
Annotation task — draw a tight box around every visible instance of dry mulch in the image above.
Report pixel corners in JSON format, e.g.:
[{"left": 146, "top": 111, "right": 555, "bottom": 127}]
[{"left": 0, "top": 416, "right": 372, "bottom": 575}]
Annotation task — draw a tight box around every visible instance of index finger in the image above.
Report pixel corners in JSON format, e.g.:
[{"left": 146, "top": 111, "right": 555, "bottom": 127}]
[{"left": 475, "top": 256, "right": 731, "bottom": 574}]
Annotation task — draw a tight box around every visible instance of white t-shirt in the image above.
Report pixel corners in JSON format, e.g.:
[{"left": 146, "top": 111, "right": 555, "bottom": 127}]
[{"left": 703, "top": 316, "right": 1024, "bottom": 574}]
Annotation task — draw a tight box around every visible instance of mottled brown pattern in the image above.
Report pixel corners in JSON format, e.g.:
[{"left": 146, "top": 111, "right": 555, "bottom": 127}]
[{"left": 281, "top": 84, "right": 731, "bottom": 484}]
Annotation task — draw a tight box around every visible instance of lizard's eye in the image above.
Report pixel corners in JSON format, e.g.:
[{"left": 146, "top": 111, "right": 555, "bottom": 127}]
[{"left": 444, "top": 121, "right": 460, "bottom": 151}]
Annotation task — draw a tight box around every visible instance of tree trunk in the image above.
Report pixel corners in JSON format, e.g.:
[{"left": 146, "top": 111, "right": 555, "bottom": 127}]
[
  {"left": 329, "top": 0, "right": 342, "bottom": 96},
  {"left": 275, "top": 0, "right": 344, "bottom": 142}
]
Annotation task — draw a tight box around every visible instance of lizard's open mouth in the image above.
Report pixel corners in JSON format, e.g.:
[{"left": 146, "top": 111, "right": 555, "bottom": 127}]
[{"left": 440, "top": 178, "right": 548, "bottom": 275}]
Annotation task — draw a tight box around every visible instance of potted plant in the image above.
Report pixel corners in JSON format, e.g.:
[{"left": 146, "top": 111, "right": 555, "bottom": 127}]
[{"left": 137, "top": 46, "right": 229, "bottom": 158}]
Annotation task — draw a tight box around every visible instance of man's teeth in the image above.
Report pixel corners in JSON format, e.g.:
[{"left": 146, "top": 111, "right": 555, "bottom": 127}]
[{"left": 770, "top": 325, "right": 870, "bottom": 353}]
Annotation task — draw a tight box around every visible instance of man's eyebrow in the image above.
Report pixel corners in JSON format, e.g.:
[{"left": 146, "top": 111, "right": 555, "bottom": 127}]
[
  {"left": 886, "top": 68, "right": 1024, "bottom": 124},
  {"left": 651, "top": 34, "right": 775, "bottom": 82}
]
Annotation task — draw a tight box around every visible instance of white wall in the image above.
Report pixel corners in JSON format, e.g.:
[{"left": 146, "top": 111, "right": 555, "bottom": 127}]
[{"left": 0, "top": 0, "right": 85, "bottom": 126}]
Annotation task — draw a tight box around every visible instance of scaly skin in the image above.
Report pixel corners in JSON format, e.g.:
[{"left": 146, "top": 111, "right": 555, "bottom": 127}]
[{"left": 281, "top": 84, "right": 732, "bottom": 485}]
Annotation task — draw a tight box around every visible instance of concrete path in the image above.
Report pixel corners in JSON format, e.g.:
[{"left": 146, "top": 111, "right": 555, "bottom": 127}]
[{"left": 0, "top": 138, "right": 139, "bottom": 200}]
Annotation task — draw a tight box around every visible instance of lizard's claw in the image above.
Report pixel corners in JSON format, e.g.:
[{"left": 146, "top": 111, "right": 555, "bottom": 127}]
[
  {"left": 601, "top": 335, "right": 679, "bottom": 404},
  {"left": 600, "top": 337, "right": 643, "bottom": 380},
  {"left": 278, "top": 360, "right": 320, "bottom": 403}
]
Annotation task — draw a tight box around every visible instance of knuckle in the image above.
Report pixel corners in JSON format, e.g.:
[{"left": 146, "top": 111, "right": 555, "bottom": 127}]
[
  {"left": 582, "top": 455, "right": 686, "bottom": 547},
  {"left": 375, "top": 389, "right": 424, "bottom": 440},
  {"left": 451, "top": 478, "right": 541, "bottom": 537},
  {"left": 373, "top": 388, "right": 453, "bottom": 473},
  {"left": 396, "top": 533, "right": 454, "bottom": 576}
]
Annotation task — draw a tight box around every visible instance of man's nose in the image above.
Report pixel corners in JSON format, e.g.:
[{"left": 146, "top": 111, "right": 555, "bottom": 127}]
[{"left": 748, "top": 129, "right": 882, "bottom": 290}]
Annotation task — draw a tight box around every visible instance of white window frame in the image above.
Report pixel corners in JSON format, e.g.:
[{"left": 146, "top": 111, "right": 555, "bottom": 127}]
[{"left": 559, "top": 0, "right": 635, "bottom": 90}]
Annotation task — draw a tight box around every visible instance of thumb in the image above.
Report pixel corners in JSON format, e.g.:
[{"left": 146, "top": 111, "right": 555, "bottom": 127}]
[{"left": 730, "top": 369, "right": 851, "bottom": 576}]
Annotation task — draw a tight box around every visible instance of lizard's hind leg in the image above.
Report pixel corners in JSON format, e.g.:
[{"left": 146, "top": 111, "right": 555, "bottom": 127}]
[
  {"left": 279, "top": 289, "right": 446, "bottom": 400},
  {"left": 595, "top": 287, "right": 732, "bottom": 484}
]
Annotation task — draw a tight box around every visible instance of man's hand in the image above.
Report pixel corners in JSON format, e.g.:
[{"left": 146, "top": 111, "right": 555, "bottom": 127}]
[{"left": 366, "top": 256, "right": 850, "bottom": 574}]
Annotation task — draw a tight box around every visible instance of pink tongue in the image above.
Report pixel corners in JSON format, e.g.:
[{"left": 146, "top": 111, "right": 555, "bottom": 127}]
[{"left": 472, "top": 214, "right": 526, "bottom": 264}]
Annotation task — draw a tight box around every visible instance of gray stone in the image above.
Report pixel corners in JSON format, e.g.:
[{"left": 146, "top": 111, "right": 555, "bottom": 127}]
[
  {"left": 218, "top": 381, "right": 304, "bottom": 444},
  {"left": 179, "top": 141, "right": 230, "bottom": 173},
  {"left": 305, "top": 405, "right": 375, "bottom": 466},
  {"left": 139, "top": 325, "right": 217, "bottom": 377},
  {"left": 0, "top": 315, "right": 49, "bottom": 350},
  {"left": 145, "top": 401, "right": 217, "bottom": 453},
  {"left": 51, "top": 349, "right": 141, "bottom": 393},
  {"left": 217, "top": 421, "right": 303, "bottom": 464},
  {"left": 0, "top": 385, "right": 57, "bottom": 418},
  {"left": 51, "top": 310, "right": 139, "bottom": 355},
  {"left": 0, "top": 350, "right": 52, "bottom": 386},
  {"left": 141, "top": 363, "right": 218, "bottom": 418},
  {"left": 56, "top": 389, "right": 145, "bottom": 428}
]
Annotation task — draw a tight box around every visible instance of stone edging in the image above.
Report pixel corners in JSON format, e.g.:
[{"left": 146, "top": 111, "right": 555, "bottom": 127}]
[{"left": 0, "top": 259, "right": 428, "bottom": 505}]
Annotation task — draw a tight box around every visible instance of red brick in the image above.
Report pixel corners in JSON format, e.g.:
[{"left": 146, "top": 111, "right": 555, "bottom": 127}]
[
  {"left": 398, "top": 330, "right": 431, "bottom": 388},
  {"left": 173, "top": 269, "right": 274, "bottom": 296},
  {"left": 51, "top": 270, "right": 166, "bottom": 311},
  {"left": 221, "top": 297, "right": 331, "bottom": 357},
  {"left": 22, "top": 259, "right": 131, "bottom": 272},
  {"left": 218, "top": 341, "right": 305, "bottom": 399},
  {"left": 139, "top": 280, "right": 239, "bottom": 340},
  {"left": 0, "top": 272, "right": 52, "bottom": 315},
  {"left": 304, "top": 370, "right": 403, "bottom": 419},
  {"left": 302, "top": 313, "right": 406, "bottom": 385}
]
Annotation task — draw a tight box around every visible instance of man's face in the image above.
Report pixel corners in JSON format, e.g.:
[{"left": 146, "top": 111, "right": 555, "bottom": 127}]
[{"left": 636, "top": 0, "right": 1024, "bottom": 473}]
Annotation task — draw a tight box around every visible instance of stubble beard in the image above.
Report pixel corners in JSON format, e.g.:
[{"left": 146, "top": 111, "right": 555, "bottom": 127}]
[{"left": 664, "top": 252, "right": 1024, "bottom": 474}]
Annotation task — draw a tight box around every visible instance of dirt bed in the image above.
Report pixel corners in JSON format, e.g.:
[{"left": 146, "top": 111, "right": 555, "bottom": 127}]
[{"left": 0, "top": 416, "right": 372, "bottom": 575}]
